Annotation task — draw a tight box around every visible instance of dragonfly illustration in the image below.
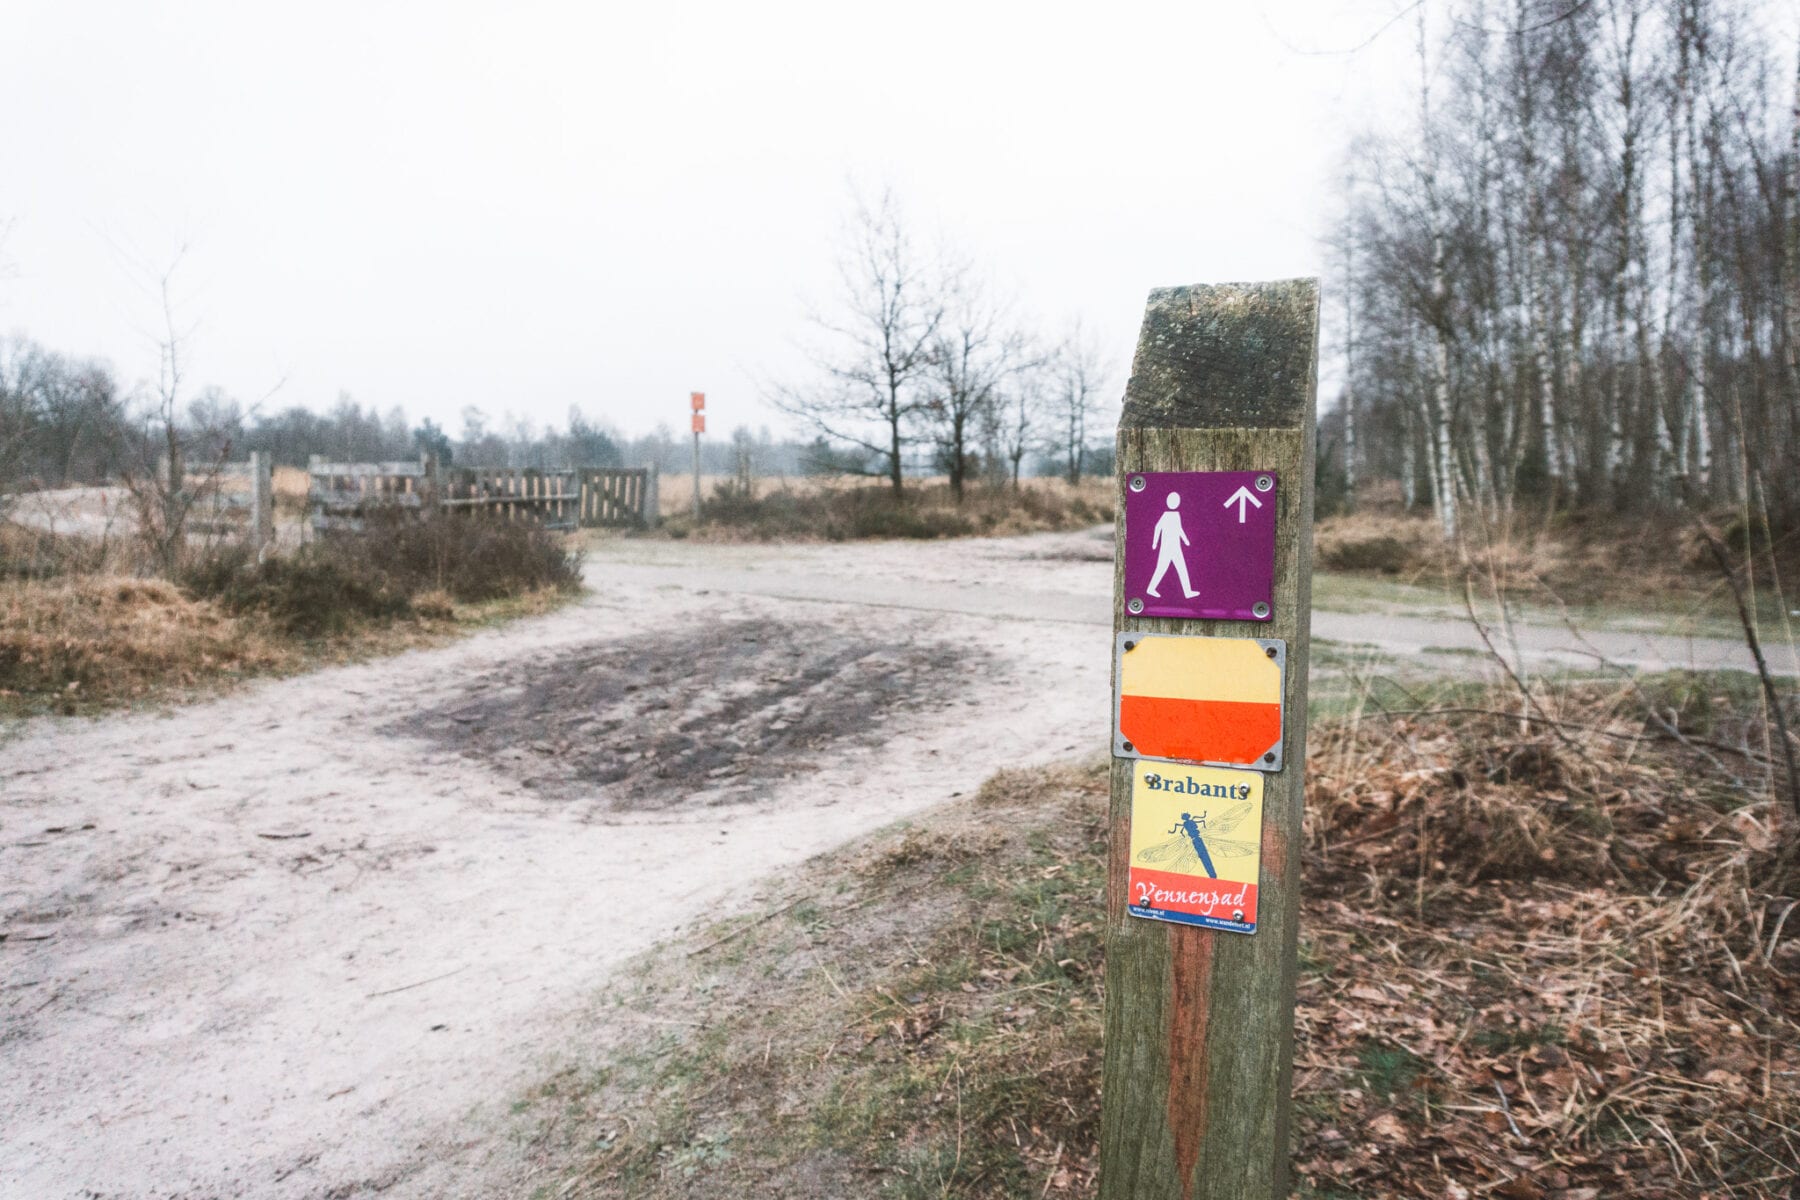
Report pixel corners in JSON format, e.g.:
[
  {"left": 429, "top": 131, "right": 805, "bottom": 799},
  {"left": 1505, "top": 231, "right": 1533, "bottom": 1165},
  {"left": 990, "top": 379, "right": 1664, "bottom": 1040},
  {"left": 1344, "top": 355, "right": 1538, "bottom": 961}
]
[{"left": 1136, "top": 801, "right": 1256, "bottom": 880}]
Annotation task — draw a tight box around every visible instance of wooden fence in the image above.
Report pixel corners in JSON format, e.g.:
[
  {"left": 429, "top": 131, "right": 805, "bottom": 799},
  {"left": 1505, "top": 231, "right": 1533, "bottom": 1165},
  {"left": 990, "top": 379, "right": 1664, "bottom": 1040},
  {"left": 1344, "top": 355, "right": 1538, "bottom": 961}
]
[
  {"left": 307, "top": 456, "right": 656, "bottom": 536},
  {"left": 183, "top": 452, "right": 276, "bottom": 552},
  {"left": 577, "top": 466, "right": 656, "bottom": 528}
]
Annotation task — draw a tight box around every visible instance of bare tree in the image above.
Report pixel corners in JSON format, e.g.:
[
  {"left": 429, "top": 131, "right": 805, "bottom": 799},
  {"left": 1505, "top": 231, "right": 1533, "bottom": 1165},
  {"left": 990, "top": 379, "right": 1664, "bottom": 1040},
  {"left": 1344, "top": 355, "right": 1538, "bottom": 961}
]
[
  {"left": 119, "top": 258, "right": 233, "bottom": 575},
  {"left": 1337, "top": 168, "right": 1360, "bottom": 510},
  {"left": 923, "top": 274, "right": 1020, "bottom": 501},
  {"left": 1049, "top": 318, "right": 1109, "bottom": 486},
  {"left": 0, "top": 337, "right": 37, "bottom": 510},
  {"left": 1788, "top": 35, "right": 1800, "bottom": 400},
  {"left": 1339, "top": 0, "right": 1798, "bottom": 527},
  {"left": 772, "top": 188, "right": 948, "bottom": 497},
  {"left": 989, "top": 364, "right": 1046, "bottom": 489}
]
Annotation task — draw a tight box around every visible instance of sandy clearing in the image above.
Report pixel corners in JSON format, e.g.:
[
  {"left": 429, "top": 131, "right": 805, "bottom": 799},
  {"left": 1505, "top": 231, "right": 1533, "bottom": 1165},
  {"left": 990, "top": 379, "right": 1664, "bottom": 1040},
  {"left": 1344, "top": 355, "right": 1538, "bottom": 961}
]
[
  {"left": 2, "top": 537, "right": 1103, "bottom": 1199},
  {"left": 3, "top": 486, "right": 138, "bottom": 539},
  {"left": 2, "top": 526, "right": 1786, "bottom": 1200}
]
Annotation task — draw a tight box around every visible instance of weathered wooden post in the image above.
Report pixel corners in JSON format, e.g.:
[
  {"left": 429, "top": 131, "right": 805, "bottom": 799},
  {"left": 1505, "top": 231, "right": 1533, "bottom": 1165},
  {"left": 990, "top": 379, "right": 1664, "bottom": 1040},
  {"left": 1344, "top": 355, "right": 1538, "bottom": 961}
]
[
  {"left": 643, "top": 463, "right": 661, "bottom": 529},
  {"left": 1099, "top": 280, "right": 1319, "bottom": 1200},
  {"left": 247, "top": 451, "right": 274, "bottom": 555},
  {"left": 305, "top": 453, "right": 324, "bottom": 543},
  {"left": 419, "top": 452, "right": 439, "bottom": 517}
]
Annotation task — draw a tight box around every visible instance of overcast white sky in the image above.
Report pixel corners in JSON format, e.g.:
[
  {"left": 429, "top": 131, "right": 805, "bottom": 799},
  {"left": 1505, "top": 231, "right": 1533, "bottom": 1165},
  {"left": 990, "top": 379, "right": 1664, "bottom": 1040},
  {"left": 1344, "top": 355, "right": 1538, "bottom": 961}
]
[{"left": 2, "top": 0, "right": 1424, "bottom": 440}]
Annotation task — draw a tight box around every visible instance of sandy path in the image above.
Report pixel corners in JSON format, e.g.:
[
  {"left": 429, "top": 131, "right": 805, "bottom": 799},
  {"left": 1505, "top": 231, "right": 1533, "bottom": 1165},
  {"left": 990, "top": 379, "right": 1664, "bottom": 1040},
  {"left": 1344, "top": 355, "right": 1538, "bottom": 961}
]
[
  {"left": 2, "top": 536, "right": 1105, "bottom": 1199},
  {"left": 597, "top": 528, "right": 1795, "bottom": 676}
]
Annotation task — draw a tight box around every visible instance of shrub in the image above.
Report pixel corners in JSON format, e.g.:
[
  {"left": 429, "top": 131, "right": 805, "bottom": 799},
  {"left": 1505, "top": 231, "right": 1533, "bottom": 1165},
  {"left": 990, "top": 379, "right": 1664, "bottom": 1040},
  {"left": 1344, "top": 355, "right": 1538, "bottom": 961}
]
[
  {"left": 1313, "top": 514, "right": 1440, "bottom": 575},
  {"left": 0, "top": 522, "right": 113, "bottom": 580},
  {"left": 0, "top": 575, "right": 294, "bottom": 712},
  {"left": 183, "top": 514, "right": 582, "bottom": 636},
  {"left": 347, "top": 512, "right": 584, "bottom": 602},
  {"left": 183, "top": 540, "right": 410, "bottom": 636}
]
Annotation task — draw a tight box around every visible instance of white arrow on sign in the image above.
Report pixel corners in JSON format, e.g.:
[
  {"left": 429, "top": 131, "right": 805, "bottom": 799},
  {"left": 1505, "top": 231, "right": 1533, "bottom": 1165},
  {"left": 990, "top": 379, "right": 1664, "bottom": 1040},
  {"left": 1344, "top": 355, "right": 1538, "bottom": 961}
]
[{"left": 1222, "top": 485, "right": 1263, "bottom": 524}]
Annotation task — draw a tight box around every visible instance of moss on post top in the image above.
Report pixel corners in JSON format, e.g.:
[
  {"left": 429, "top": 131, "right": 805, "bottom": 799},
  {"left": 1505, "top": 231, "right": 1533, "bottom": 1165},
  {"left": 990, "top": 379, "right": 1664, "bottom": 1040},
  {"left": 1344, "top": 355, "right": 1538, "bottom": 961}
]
[{"left": 1119, "top": 279, "right": 1320, "bottom": 432}]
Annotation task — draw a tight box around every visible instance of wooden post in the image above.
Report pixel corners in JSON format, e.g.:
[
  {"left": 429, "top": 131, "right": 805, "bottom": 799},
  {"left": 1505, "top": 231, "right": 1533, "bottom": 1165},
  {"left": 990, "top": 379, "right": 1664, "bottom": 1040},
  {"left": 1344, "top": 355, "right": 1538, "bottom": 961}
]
[
  {"left": 644, "top": 464, "right": 660, "bottom": 528},
  {"left": 305, "top": 454, "right": 323, "bottom": 543},
  {"left": 420, "top": 452, "right": 439, "bottom": 517},
  {"left": 692, "top": 429, "right": 702, "bottom": 519},
  {"left": 1099, "top": 280, "right": 1319, "bottom": 1200},
  {"left": 247, "top": 451, "right": 273, "bottom": 555}
]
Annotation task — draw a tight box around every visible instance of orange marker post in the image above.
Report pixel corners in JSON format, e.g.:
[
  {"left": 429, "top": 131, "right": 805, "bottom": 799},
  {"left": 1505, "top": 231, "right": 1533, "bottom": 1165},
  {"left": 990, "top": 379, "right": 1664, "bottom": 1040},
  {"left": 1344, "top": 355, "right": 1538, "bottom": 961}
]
[{"left": 689, "top": 394, "right": 705, "bottom": 518}]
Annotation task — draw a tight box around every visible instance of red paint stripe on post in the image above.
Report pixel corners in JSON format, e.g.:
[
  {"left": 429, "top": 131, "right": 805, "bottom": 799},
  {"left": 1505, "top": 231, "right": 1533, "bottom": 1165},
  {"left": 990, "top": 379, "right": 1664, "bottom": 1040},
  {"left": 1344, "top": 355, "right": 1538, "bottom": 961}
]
[{"left": 1166, "top": 934, "right": 1213, "bottom": 1200}]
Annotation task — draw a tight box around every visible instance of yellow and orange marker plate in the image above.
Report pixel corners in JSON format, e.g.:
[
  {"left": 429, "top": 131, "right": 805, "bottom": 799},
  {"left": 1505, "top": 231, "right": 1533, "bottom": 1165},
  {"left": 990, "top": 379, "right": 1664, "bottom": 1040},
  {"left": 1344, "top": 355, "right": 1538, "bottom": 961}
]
[{"left": 1112, "top": 633, "right": 1286, "bottom": 772}]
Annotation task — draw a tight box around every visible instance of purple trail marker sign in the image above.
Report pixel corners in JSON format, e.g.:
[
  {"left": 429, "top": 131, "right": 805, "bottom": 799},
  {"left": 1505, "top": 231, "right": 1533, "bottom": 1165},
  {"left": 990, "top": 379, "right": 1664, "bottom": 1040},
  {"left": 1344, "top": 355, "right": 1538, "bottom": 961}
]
[{"left": 1122, "top": 469, "right": 1278, "bottom": 622}]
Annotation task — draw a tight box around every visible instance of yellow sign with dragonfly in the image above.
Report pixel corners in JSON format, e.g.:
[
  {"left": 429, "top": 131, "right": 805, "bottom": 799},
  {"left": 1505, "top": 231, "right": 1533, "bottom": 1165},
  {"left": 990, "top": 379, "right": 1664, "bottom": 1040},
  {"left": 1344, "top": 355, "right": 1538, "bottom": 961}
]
[{"left": 1127, "top": 759, "right": 1264, "bottom": 934}]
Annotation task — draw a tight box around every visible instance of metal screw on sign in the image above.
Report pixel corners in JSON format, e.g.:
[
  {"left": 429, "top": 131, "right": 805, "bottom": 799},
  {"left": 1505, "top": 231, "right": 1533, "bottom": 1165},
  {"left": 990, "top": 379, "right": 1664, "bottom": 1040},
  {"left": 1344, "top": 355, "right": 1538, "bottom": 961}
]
[
  {"left": 1124, "top": 640, "right": 1138, "bottom": 651},
  {"left": 1265, "top": 645, "right": 1278, "bottom": 659},
  {"left": 1121, "top": 741, "right": 1134, "bottom": 753},
  {"left": 1127, "top": 599, "right": 1144, "bottom": 615},
  {"left": 1263, "top": 752, "right": 1276, "bottom": 764},
  {"left": 1253, "top": 601, "right": 1271, "bottom": 618},
  {"left": 1233, "top": 909, "right": 1245, "bottom": 922},
  {"left": 1129, "top": 475, "right": 1146, "bottom": 492},
  {"left": 1255, "top": 474, "right": 1274, "bottom": 492}
]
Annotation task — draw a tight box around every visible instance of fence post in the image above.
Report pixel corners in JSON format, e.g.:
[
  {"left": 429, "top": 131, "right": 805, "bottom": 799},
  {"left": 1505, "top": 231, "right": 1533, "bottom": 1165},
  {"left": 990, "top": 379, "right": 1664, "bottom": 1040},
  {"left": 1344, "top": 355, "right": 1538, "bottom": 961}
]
[
  {"left": 1098, "top": 280, "right": 1319, "bottom": 1200},
  {"left": 248, "top": 451, "right": 273, "bottom": 554},
  {"left": 644, "top": 464, "right": 660, "bottom": 528},
  {"left": 420, "top": 452, "right": 439, "bottom": 517},
  {"left": 305, "top": 454, "right": 324, "bottom": 543}
]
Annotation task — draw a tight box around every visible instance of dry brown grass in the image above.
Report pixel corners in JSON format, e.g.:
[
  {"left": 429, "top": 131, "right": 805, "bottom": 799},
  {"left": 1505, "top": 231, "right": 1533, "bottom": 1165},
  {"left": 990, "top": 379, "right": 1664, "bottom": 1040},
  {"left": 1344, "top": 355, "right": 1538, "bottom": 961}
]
[
  {"left": 0, "top": 520, "right": 116, "bottom": 579},
  {"left": 1297, "top": 676, "right": 1800, "bottom": 1198},
  {"left": 0, "top": 517, "right": 585, "bottom": 717},
  {"left": 675, "top": 476, "right": 1113, "bottom": 542},
  {"left": 271, "top": 464, "right": 309, "bottom": 499},
  {"left": 1314, "top": 511, "right": 1452, "bottom": 576},
  {"left": 1315, "top": 505, "right": 1800, "bottom": 618},
  {"left": 0, "top": 575, "right": 298, "bottom": 714},
  {"left": 505, "top": 761, "right": 1111, "bottom": 1199},
  {"left": 272, "top": 464, "right": 310, "bottom": 515}
]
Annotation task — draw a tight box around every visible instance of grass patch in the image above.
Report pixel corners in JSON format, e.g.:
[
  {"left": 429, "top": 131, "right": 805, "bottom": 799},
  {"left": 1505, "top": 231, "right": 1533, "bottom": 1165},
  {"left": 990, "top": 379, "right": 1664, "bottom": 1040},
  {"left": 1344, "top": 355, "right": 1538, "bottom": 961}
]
[
  {"left": 186, "top": 511, "right": 583, "bottom": 633},
  {"left": 674, "top": 478, "right": 1112, "bottom": 542},
  {"left": 0, "top": 575, "right": 299, "bottom": 715},
  {"left": 1314, "top": 507, "right": 1800, "bottom": 641},
  {"left": 0, "top": 516, "right": 584, "bottom": 716},
  {"left": 1354, "top": 1041, "right": 1426, "bottom": 1105},
  {"left": 508, "top": 762, "right": 1109, "bottom": 1198},
  {"left": 505, "top": 674, "right": 1800, "bottom": 1200},
  {"left": 0, "top": 520, "right": 118, "bottom": 580}
]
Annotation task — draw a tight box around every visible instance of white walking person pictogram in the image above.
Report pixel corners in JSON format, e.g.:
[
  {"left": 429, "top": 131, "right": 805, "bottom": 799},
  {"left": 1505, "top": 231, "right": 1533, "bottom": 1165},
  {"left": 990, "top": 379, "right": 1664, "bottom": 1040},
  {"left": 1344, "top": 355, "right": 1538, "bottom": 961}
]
[{"left": 1146, "top": 492, "right": 1200, "bottom": 599}]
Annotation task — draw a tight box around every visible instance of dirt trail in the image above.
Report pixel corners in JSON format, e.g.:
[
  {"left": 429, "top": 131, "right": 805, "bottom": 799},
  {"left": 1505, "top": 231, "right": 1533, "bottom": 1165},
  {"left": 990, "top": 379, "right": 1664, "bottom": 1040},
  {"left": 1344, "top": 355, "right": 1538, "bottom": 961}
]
[
  {"left": 2, "top": 528, "right": 1785, "bottom": 1200},
  {"left": 596, "top": 528, "right": 1795, "bottom": 676},
  {"left": 1, "top": 536, "right": 1102, "bottom": 1199}
]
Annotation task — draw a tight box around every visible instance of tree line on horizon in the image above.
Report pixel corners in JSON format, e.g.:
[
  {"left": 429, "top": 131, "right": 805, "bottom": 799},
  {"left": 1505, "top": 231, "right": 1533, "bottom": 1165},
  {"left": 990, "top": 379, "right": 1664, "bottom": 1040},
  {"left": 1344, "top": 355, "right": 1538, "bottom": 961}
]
[
  {"left": 0, "top": 333, "right": 1109, "bottom": 499},
  {"left": 1335, "top": 0, "right": 1800, "bottom": 536}
]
